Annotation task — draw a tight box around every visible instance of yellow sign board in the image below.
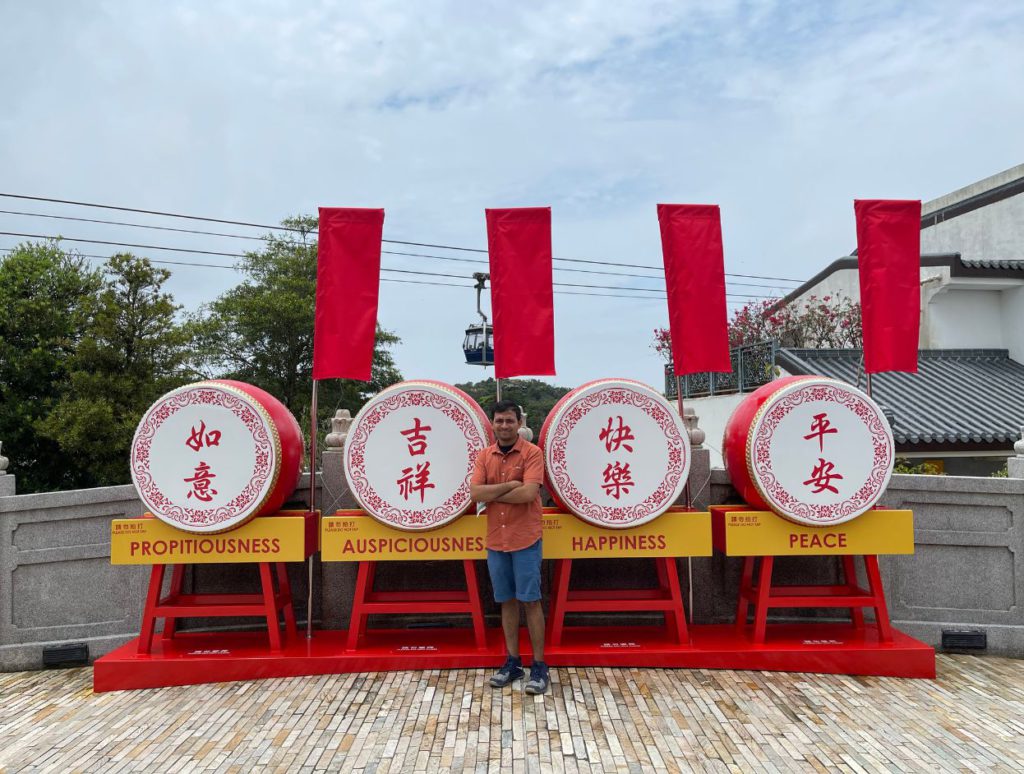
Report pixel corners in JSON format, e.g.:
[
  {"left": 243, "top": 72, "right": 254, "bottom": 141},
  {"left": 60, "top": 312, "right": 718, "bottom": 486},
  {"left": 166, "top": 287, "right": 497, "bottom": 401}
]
[
  {"left": 541, "top": 511, "right": 711, "bottom": 559},
  {"left": 322, "top": 511, "right": 486, "bottom": 561},
  {"left": 321, "top": 509, "right": 712, "bottom": 561},
  {"left": 718, "top": 509, "right": 914, "bottom": 556},
  {"left": 110, "top": 512, "right": 312, "bottom": 564}
]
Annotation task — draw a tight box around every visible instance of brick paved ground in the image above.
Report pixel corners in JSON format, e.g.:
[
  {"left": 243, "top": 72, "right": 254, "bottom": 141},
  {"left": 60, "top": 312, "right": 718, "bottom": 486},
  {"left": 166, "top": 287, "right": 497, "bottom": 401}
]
[{"left": 1, "top": 655, "right": 1023, "bottom": 772}]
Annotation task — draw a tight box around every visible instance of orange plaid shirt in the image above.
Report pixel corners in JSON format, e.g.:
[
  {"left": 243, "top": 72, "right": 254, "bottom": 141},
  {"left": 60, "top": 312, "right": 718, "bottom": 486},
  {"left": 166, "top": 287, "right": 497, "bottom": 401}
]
[{"left": 470, "top": 435, "right": 544, "bottom": 552}]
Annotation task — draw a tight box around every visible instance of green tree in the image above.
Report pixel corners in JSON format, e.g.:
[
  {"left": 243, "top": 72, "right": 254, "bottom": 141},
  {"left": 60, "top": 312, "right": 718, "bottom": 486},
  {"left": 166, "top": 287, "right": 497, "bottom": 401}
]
[
  {"left": 38, "top": 254, "right": 195, "bottom": 486},
  {"left": 0, "top": 242, "right": 101, "bottom": 491},
  {"left": 194, "top": 216, "right": 402, "bottom": 450},
  {"left": 454, "top": 378, "right": 571, "bottom": 437}
]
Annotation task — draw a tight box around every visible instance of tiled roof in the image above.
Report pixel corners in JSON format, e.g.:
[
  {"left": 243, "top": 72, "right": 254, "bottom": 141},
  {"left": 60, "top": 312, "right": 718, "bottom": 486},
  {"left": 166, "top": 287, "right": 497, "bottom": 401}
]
[
  {"left": 960, "top": 259, "right": 1024, "bottom": 271},
  {"left": 775, "top": 349, "right": 1024, "bottom": 447}
]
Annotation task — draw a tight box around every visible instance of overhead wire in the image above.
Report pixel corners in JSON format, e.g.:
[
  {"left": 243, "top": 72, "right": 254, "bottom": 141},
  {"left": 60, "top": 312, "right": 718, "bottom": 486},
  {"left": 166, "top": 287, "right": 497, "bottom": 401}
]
[
  {"left": 0, "top": 192, "right": 807, "bottom": 283},
  {"left": 0, "top": 231, "right": 781, "bottom": 299},
  {"left": 0, "top": 246, "right": 695, "bottom": 301},
  {"left": 0, "top": 208, "right": 793, "bottom": 288}
]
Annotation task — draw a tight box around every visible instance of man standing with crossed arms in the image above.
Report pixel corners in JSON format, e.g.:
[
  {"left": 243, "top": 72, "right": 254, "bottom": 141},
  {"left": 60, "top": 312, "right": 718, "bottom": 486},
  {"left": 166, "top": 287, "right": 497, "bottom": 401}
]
[{"left": 470, "top": 400, "right": 549, "bottom": 695}]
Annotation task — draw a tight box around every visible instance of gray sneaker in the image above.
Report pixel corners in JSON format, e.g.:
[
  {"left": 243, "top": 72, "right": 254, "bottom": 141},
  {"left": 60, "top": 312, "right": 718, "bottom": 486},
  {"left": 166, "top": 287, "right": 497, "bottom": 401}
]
[
  {"left": 524, "top": 661, "right": 550, "bottom": 695},
  {"left": 489, "top": 656, "right": 524, "bottom": 688}
]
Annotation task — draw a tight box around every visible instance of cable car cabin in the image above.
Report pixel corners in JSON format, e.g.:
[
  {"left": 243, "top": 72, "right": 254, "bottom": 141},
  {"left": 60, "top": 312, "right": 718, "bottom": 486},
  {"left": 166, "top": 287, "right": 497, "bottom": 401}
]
[{"left": 463, "top": 324, "right": 494, "bottom": 366}]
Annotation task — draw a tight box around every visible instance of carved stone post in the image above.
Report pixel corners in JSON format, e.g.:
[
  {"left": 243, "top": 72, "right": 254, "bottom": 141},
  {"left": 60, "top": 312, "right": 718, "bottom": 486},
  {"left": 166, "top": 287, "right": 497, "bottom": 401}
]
[
  {"left": 320, "top": 410, "right": 358, "bottom": 628},
  {"left": 0, "top": 442, "right": 14, "bottom": 496},
  {"left": 1008, "top": 426, "right": 1024, "bottom": 479},
  {"left": 683, "top": 408, "right": 710, "bottom": 510}
]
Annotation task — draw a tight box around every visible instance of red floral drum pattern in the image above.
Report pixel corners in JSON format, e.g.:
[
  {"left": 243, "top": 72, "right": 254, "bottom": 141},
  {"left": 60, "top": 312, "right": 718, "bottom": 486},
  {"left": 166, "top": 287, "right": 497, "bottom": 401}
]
[
  {"left": 540, "top": 378, "right": 690, "bottom": 529},
  {"left": 130, "top": 380, "right": 303, "bottom": 534},
  {"left": 737, "top": 377, "right": 894, "bottom": 526},
  {"left": 344, "top": 380, "right": 492, "bottom": 531}
]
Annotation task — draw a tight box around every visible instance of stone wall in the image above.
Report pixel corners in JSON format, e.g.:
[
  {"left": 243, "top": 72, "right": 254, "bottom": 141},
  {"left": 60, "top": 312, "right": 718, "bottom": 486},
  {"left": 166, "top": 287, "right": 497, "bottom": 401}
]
[
  {"left": 881, "top": 473, "right": 1024, "bottom": 655},
  {"left": 0, "top": 475, "right": 320, "bottom": 672},
  {"left": 3, "top": 447, "right": 1024, "bottom": 670}
]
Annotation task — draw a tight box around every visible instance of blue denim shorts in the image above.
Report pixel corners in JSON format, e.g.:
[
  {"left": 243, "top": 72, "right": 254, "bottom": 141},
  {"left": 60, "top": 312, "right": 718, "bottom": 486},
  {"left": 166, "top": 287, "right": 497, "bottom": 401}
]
[{"left": 487, "top": 539, "right": 542, "bottom": 603}]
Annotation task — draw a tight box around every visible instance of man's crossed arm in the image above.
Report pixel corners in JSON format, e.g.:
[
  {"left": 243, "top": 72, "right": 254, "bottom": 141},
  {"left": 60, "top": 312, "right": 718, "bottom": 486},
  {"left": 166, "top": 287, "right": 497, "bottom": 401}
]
[{"left": 470, "top": 480, "right": 540, "bottom": 504}]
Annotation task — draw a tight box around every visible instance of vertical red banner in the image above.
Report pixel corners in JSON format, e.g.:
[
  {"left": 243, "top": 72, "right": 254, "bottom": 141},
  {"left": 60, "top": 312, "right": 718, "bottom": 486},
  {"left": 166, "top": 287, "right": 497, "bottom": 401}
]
[
  {"left": 657, "top": 204, "right": 731, "bottom": 375},
  {"left": 854, "top": 199, "right": 922, "bottom": 374},
  {"left": 485, "top": 207, "right": 556, "bottom": 378},
  {"left": 312, "top": 207, "right": 385, "bottom": 381}
]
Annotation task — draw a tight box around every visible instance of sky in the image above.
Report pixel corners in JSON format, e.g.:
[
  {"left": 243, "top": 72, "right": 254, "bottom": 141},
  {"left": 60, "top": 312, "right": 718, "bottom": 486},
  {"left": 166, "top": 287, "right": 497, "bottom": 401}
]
[{"left": 1, "top": 1, "right": 1022, "bottom": 394}]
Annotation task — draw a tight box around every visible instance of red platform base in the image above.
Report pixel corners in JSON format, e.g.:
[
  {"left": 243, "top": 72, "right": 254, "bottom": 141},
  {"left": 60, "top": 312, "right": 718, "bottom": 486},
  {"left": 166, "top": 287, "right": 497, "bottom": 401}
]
[{"left": 94, "top": 622, "right": 934, "bottom": 692}]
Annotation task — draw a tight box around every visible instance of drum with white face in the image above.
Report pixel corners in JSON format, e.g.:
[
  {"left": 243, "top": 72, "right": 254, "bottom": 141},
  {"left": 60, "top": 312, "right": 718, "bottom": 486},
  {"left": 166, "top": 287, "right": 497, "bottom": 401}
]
[
  {"left": 539, "top": 378, "right": 691, "bottom": 529},
  {"left": 344, "top": 380, "right": 493, "bottom": 531},
  {"left": 723, "top": 376, "right": 895, "bottom": 526},
  {"left": 130, "top": 380, "right": 304, "bottom": 534}
]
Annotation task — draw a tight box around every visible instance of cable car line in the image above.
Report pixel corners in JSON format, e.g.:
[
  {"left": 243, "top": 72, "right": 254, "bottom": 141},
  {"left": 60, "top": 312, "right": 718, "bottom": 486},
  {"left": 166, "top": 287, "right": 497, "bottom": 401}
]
[
  {"left": 0, "top": 230, "right": 791, "bottom": 291},
  {"left": 0, "top": 193, "right": 807, "bottom": 283},
  {"left": 0, "top": 244, "right": 777, "bottom": 307},
  {"left": 0, "top": 245, "right": 240, "bottom": 271},
  {"left": 0, "top": 231, "right": 780, "bottom": 299},
  {"left": 0, "top": 209, "right": 265, "bottom": 242}
]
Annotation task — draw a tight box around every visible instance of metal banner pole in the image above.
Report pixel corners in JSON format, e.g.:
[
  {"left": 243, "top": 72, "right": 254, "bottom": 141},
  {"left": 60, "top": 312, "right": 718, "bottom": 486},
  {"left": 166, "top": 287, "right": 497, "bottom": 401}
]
[
  {"left": 676, "top": 373, "right": 695, "bottom": 623},
  {"left": 307, "top": 379, "right": 318, "bottom": 639}
]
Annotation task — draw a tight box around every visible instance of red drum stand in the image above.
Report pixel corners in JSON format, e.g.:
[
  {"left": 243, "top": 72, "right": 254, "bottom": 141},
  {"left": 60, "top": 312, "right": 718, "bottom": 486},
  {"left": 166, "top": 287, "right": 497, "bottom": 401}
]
[
  {"left": 546, "top": 557, "right": 689, "bottom": 647},
  {"left": 735, "top": 554, "right": 892, "bottom": 643},
  {"left": 138, "top": 561, "right": 298, "bottom": 654},
  {"left": 346, "top": 560, "right": 488, "bottom": 651}
]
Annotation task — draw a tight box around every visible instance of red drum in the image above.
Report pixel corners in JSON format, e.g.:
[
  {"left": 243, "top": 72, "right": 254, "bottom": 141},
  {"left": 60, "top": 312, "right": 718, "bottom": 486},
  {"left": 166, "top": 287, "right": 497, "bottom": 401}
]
[
  {"left": 130, "top": 380, "right": 304, "bottom": 534},
  {"left": 344, "top": 380, "right": 493, "bottom": 531},
  {"left": 723, "top": 375, "right": 895, "bottom": 526},
  {"left": 539, "top": 378, "right": 690, "bottom": 529}
]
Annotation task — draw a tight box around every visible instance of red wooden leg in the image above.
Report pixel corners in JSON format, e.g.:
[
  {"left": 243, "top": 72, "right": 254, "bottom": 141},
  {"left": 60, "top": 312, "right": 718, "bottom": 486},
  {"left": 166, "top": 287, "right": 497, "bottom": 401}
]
[
  {"left": 841, "top": 555, "right": 865, "bottom": 630},
  {"left": 545, "top": 559, "right": 561, "bottom": 642},
  {"left": 138, "top": 564, "right": 166, "bottom": 656},
  {"left": 752, "top": 556, "right": 774, "bottom": 644},
  {"left": 658, "top": 557, "right": 689, "bottom": 645},
  {"left": 863, "top": 555, "right": 893, "bottom": 642},
  {"left": 347, "top": 561, "right": 373, "bottom": 651},
  {"left": 357, "top": 562, "right": 376, "bottom": 642},
  {"left": 259, "top": 562, "right": 282, "bottom": 651},
  {"left": 654, "top": 555, "right": 669, "bottom": 590},
  {"left": 275, "top": 563, "right": 298, "bottom": 639},
  {"left": 736, "top": 556, "right": 755, "bottom": 628},
  {"left": 161, "top": 564, "right": 186, "bottom": 642},
  {"left": 463, "top": 560, "right": 488, "bottom": 650},
  {"left": 548, "top": 559, "right": 571, "bottom": 648}
]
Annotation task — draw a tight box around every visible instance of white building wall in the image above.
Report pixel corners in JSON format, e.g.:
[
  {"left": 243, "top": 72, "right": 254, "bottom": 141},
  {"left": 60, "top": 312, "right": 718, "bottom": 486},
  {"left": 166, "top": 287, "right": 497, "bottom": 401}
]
[
  {"left": 1001, "top": 286, "right": 1024, "bottom": 363},
  {"left": 786, "top": 264, "right": 949, "bottom": 349},
  {"left": 925, "top": 289, "right": 1006, "bottom": 350},
  {"left": 795, "top": 268, "right": 861, "bottom": 305},
  {"left": 921, "top": 164, "right": 1024, "bottom": 263},
  {"left": 921, "top": 196, "right": 1024, "bottom": 263},
  {"left": 687, "top": 392, "right": 746, "bottom": 469}
]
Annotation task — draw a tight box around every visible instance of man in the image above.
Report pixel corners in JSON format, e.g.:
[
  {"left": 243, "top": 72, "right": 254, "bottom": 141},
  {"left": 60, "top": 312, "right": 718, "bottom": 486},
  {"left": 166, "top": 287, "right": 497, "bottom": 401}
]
[{"left": 470, "top": 400, "right": 550, "bottom": 695}]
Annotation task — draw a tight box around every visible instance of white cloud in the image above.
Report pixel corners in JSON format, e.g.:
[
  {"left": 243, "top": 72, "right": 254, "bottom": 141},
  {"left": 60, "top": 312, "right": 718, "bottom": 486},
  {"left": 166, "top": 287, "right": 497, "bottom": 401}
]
[{"left": 1, "top": 0, "right": 1022, "bottom": 393}]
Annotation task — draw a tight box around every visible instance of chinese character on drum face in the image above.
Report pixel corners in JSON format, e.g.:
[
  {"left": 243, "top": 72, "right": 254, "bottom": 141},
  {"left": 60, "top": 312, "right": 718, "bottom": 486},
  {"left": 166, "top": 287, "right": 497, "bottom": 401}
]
[
  {"left": 397, "top": 461, "right": 435, "bottom": 503},
  {"left": 802, "top": 412, "right": 838, "bottom": 452},
  {"left": 601, "top": 461, "right": 635, "bottom": 500},
  {"left": 399, "top": 417, "right": 432, "bottom": 456},
  {"left": 802, "top": 457, "right": 843, "bottom": 495},
  {"left": 599, "top": 416, "right": 635, "bottom": 453},
  {"left": 185, "top": 420, "right": 222, "bottom": 452},
  {"left": 184, "top": 461, "right": 218, "bottom": 502}
]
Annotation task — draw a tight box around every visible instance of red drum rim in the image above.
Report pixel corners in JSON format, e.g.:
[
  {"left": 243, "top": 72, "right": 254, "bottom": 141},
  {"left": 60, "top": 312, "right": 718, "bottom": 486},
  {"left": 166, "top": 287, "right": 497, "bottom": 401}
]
[
  {"left": 540, "top": 377, "right": 690, "bottom": 529},
  {"left": 745, "top": 376, "right": 894, "bottom": 526},
  {"left": 343, "top": 379, "right": 493, "bottom": 531},
  {"left": 131, "top": 380, "right": 285, "bottom": 534}
]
